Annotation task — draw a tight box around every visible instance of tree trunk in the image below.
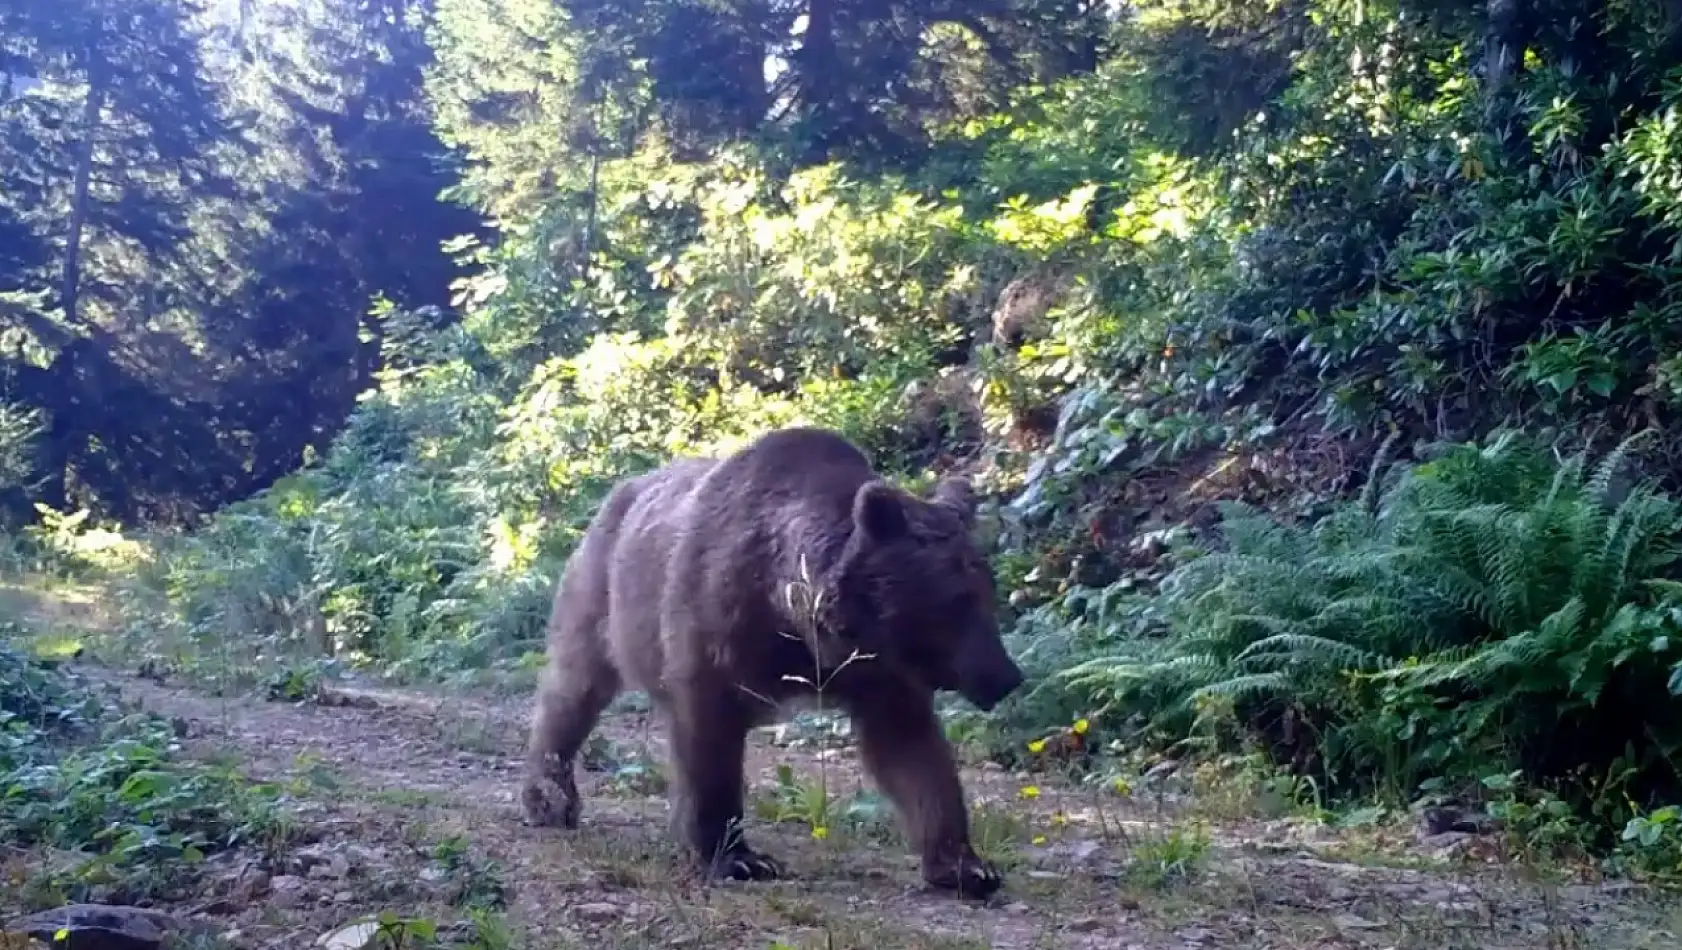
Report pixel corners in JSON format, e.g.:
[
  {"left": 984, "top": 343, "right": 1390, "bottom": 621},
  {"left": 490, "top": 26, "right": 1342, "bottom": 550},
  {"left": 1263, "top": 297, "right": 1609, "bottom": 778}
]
[
  {"left": 1665, "top": 0, "right": 1682, "bottom": 69},
  {"left": 61, "top": 54, "right": 108, "bottom": 326},
  {"left": 1482, "top": 0, "right": 1528, "bottom": 155},
  {"left": 798, "top": 0, "right": 837, "bottom": 158},
  {"left": 580, "top": 148, "right": 600, "bottom": 288},
  {"left": 1483, "top": 1, "right": 1522, "bottom": 106}
]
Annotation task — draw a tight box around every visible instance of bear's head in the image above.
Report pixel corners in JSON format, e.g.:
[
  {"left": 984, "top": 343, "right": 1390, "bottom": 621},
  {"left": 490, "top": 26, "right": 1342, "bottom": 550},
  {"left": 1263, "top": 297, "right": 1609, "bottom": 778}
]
[{"left": 833, "top": 475, "right": 1025, "bottom": 711}]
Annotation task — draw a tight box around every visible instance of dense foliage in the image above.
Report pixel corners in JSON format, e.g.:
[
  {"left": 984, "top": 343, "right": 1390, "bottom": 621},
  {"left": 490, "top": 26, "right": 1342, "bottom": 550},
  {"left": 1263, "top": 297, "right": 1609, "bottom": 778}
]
[
  {"left": 1056, "top": 434, "right": 1682, "bottom": 823},
  {"left": 0, "top": 631, "right": 286, "bottom": 907},
  {"left": 6, "top": 0, "right": 1682, "bottom": 866},
  {"left": 0, "top": 0, "right": 472, "bottom": 524}
]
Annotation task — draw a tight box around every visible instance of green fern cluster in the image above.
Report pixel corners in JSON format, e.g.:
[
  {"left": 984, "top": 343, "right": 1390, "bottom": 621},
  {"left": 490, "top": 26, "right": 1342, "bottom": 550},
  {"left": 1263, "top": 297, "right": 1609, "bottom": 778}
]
[{"left": 1060, "top": 431, "right": 1682, "bottom": 817}]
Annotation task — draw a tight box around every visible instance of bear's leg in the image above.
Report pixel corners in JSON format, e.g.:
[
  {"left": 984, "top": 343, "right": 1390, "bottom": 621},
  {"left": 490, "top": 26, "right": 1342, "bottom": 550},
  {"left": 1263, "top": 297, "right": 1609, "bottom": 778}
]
[
  {"left": 851, "top": 690, "right": 1003, "bottom": 899},
  {"left": 666, "top": 687, "right": 783, "bottom": 882},
  {"left": 521, "top": 651, "right": 621, "bottom": 829}
]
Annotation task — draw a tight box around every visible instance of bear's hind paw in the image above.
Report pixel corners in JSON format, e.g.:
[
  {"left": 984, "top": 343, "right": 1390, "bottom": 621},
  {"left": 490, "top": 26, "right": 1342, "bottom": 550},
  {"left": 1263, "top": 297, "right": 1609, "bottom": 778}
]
[
  {"left": 924, "top": 851, "right": 1003, "bottom": 900},
  {"left": 519, "top": 776, "right": 582, "bottom": 829},
  {"left": 711, "top": 846, "right": 784, "bottom": 882}
]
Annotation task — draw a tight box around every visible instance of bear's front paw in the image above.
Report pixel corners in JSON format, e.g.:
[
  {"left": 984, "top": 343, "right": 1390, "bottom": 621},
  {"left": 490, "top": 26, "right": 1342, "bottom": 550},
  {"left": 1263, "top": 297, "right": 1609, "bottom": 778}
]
[
  {"left": 520, "top": 775, "right": 581, "bottom": 829},
  {"left": 923, "top": 849, "right": 1003, "bottom": 900},
  {"left": 710, "top": 845, "right": 784, "bottom": 882}
]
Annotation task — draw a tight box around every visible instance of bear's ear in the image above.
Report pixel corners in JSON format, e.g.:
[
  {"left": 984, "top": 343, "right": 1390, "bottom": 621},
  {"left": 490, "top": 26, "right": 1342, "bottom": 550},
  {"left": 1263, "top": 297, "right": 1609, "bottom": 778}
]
[
  {"left": 933, "top": 476, "right": 977, "bottom": 528},
  {"left": 853, "top": 479, "right": 910, "bottom": 542}
]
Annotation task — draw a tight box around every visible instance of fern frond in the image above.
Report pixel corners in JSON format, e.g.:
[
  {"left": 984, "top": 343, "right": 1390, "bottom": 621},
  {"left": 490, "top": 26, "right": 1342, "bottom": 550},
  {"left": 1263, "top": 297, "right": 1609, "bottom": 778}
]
[
  {"left": 1190, "top": 672, "right": 1293, "bottom": 705},
  {"left": 1587, "top": 428, "right": 1657, "bottom": 508},
  {"left": 1360, "top": 427, "right": 1404, "bottom": 516},
  {"left": 1233, "top": 633, "right": 1387, "bottom": 673}
]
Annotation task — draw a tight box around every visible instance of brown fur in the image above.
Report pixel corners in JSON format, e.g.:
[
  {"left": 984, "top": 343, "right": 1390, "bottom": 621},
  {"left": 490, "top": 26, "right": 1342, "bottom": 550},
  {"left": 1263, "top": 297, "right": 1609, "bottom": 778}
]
[
  {"left": 990, "top": 266, "right": 1070, "bottom": 351},
  {"left": 520, "top": 427, "right": 1024, "bottom": 899}
]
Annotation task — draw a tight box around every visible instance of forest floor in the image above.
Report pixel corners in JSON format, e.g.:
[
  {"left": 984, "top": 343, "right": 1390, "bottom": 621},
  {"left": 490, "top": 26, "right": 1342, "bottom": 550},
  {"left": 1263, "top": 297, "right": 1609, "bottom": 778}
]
[{"left": 5, "top": 581, "right": 1681, "bottom": 950}]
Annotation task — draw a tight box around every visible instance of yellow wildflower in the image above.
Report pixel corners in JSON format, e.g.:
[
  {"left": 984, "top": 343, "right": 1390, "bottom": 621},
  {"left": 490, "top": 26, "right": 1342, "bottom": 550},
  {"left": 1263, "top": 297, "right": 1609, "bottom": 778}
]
[
  {"left": 1112, "top": 777, "right": 1132, "bottom": 797},
  {"left": 1051, "top": 812, "right": 1069, "bottom": 826},
  {"left": 1032, "top": 835, "right": 1047, "bottom": 845},
  {"left": 1027, "top": 738, "right": 1047, "bottom": 754},
  {"left": 1072, "top": 718, "right": 1090, "bottom": 735},
  {"left": 810, "top": 826, "right": 829, "bottom": 840},
  {"left": 1020, "top": 786, "right": 1041, "bottom": 799}
]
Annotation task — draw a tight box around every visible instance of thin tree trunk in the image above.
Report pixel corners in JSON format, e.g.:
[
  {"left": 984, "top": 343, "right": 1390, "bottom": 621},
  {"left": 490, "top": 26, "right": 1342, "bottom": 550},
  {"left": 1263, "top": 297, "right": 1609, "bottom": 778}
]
[
  {"left": 1665, "top": 0, "right": 1682, "bottom": 68},
  {"left": 1483, "top": 0, "right": 1523, "bottom": 131},
  {"left": 799, "top": 0, "right": 837, "bottom": 158},
  {"left": 61, "top": 55, "right": 107, "bottom": 326},
  {"left": 579, "top": 148, "right": 599, "bottom": 288}
]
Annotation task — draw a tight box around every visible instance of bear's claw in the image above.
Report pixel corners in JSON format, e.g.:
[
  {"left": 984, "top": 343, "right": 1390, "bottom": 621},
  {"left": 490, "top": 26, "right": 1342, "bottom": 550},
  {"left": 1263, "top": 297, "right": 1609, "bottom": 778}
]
[
  {"left": 711, "top": 846, "right": 784, "bottom": 882},
  {"left": 924, "top": 851, "right": 1003, "bottom": 900}
]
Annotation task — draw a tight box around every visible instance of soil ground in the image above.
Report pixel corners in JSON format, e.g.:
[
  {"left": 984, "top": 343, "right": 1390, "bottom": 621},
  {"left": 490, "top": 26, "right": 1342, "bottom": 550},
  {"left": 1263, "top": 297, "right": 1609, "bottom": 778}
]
[{"left": 5, "top": 581, "right": 1680, "bottom": 949}]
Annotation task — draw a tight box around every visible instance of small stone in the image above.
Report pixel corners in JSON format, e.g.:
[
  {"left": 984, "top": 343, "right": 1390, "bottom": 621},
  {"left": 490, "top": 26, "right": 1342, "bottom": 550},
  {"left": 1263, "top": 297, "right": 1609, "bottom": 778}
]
[
  {"left": 1145, "top": 759, "right": 1181, "bottom": 782},
  {"left": 334, "top": 890, "right": 356, "bottom": 903},
  {"left": 308, "top": 853, "right": 353, "bottom": 879},
  {"left": 6, "top": 904, "right": 178, "bottom": 950},
  {"left": 1067, "top": 917, "right": 1104, "bottom": 933},
  {"left": 234, "top": 868, "right": 272, "bottom": 901},
  {"left": 1046, "top": 839, "right": 1102, "bottom": 864},
  {"left": 316, "top": 921, "right": 383, "bottom": 949},
  {"left": 1334, "top": 914, "right": 1382, "bottom": 930},
  {"left": 1004, "top": 902, "right": 1030, "bottom": 914},
  {"left": 271, "top": 875, "right": 310, "bottom": 908},
  {"left": 1420, "top": 831, "right": 1475, "bottom": 858},
  {"left": 1174, "top": 925, "right": 1213, "bottom": 945},
  {"left": 344, "top": 844, "right": 384, "bottom": 866},
  {"left": 294, "top": 843, "right": 330, "bottom": 862},
  {"left": 575, "top": 902, "right": 621, "bottom": 923}
]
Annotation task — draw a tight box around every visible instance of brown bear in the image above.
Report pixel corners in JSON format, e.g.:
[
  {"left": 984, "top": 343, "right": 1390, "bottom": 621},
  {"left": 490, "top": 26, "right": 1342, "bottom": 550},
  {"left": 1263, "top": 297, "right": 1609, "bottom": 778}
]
[{"left": 520, "top": 426, "right": 1025, "bottom": 898}]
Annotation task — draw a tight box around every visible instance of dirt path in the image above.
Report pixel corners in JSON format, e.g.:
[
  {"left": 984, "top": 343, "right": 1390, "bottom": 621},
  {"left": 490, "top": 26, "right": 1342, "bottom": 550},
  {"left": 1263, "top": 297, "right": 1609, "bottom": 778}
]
[{"left": 69, "top": 661, "right": 1674, "bottom": 950}]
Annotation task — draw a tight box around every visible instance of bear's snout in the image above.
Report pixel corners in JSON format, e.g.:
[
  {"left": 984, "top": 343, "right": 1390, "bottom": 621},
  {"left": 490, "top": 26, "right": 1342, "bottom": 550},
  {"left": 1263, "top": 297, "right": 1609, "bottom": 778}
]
[{"left": 954, "top": 642, "right": 1025, "bottom": 711}]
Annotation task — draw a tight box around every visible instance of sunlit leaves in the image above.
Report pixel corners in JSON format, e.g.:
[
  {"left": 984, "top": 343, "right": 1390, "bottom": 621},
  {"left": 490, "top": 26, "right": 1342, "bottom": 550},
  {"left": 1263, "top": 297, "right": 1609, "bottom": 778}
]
[{"left": 991, "top": 184, "right": 1099, "bottom": 253}]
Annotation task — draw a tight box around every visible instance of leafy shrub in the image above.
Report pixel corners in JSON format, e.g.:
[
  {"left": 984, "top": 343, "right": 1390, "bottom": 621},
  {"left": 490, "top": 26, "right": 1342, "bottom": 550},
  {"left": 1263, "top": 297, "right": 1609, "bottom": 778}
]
[
  {"left": 1053, "top": 432, "right": 1682, "bottom": 836},
  {"left": 1, "top": 632, "right": 286, "bottom": 907},
  {"left": 1, "top": 630, "right": 100, "bottom": 742}
]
